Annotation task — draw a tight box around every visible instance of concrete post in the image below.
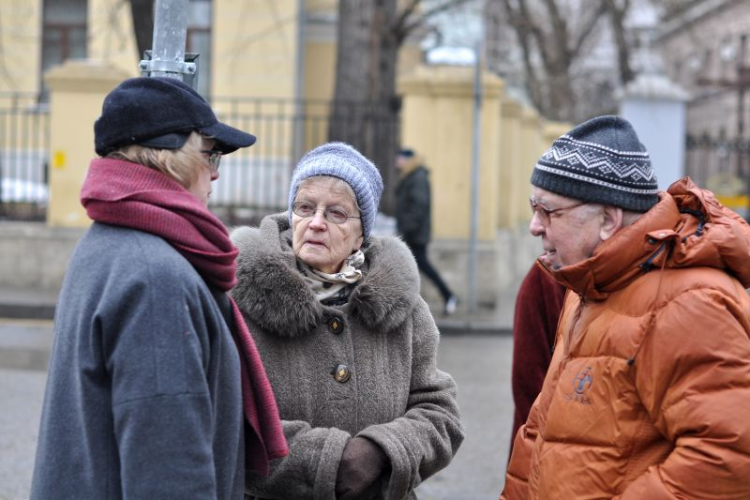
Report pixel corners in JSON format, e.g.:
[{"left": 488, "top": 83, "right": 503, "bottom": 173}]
[
  {"left": 498, "top": 97, "right": 523, "bottom": 229},
  {"left": 44, "top": 60, "right": 128, "bottom": 227},
  {"left": 619, "top": 71, "right": 688, "bottom": 189},
  {"left": 398, "top": 65, "right": 504, "bottom": 241},
  {"left": 516, "top": 107, "right": 541, "bottom": 227}
]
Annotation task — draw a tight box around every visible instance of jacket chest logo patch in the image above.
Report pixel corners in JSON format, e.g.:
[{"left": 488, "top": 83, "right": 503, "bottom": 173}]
[{"left": 565, "top": 366, "right": 593, "bottom": 405}]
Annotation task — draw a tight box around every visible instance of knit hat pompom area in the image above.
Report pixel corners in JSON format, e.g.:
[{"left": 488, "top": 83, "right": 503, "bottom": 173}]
[
  {"left": 288, "top": 142, "right": 383, "bottom": 241},
  {"left": 531, "top": 115, "right": 659, "bottom": 212}
]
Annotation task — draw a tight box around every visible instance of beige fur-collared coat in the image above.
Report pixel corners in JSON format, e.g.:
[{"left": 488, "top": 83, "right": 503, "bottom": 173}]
[{"left": 231, "top": 213, "right": 464, "bottom": 500}]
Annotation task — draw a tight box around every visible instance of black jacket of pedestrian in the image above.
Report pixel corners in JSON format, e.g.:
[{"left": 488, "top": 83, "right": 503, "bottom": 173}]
[{"left": 396, "top": 160, "right": 431, "bottom": 246}]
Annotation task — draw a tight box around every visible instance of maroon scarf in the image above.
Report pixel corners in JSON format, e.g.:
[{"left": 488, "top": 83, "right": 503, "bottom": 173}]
[{"left": 81, "top": 157, "right": 288, "bottom": 475}]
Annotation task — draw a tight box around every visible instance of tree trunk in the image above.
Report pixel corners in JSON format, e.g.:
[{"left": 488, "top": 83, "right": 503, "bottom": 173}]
[
  {"left": 603, "top": 0, "right": 635, "bottom": 86},
  {"left": 129, "top": 0, "right": 155, "bottom": 60},
  {"left": 329, "top": 0, "right": 400, "bottom": 214}
]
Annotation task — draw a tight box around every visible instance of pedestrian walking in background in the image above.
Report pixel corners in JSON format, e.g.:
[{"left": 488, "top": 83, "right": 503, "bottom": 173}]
[
  {"left": 508, "top": 263, "right": 565, "bottom": 455},
  {"left": 231, "top": 142, "right": 464, "bottom": 500},
  {"left": 395, "top": 148, "right": 458, "bottom": 316},
  {"left": 31, "top": 77, "right": 287, "bottom": 500},
  {"left": 501, "top": 116, "right": 750, "bottom": 499}
]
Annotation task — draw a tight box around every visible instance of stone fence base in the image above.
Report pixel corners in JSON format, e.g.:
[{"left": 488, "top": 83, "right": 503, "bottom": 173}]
[{"left": 0, "top": 222, "right": 540, "bottom": 328}]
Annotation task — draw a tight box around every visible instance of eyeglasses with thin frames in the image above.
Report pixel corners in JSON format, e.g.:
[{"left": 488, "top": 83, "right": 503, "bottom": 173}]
[
  {"left": 529, "top": 196, "right": 585, "bottom": 225},
  {"left": 292, "top": 201, "right": 361, "bottom": 225},
  {"left": 201, "top": 149, "right": 223, "bottom": 173}
]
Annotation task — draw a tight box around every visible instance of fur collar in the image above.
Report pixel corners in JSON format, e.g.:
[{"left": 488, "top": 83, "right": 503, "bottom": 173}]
[{"left": 231, "top": 213, "right": 421, "bottom": 337}]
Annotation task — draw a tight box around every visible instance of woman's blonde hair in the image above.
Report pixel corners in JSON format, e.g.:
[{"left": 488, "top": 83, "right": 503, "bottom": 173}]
[{"left": 107, "top": 131, "right": 208, "bottom": 188}]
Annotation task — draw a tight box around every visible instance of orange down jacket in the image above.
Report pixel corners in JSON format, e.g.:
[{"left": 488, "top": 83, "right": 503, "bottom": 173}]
[{"left": 502, "top": 178, "right": 750, "bottom": 499}]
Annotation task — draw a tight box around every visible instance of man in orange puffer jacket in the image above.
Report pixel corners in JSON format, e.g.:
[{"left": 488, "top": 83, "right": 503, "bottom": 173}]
[{"left": 501, "top": 115, "right": 750, "bottom": 499}]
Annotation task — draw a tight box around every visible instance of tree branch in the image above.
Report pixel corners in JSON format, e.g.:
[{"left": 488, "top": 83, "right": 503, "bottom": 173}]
[
  {"left": 396, "top": 0, "right": 474, "bottom": 42},
  {"left": 569, "top": 1, "right": 608, "bottom": 59},
  {"left": 602, "top": 0, "right": 635, "bottom": 84},
  {"left": 501, "top": 0, "right": 546, "bottom": 114}
]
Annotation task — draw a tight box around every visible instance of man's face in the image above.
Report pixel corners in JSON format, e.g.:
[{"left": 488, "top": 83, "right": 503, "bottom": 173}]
[
  {"left": 395, "top": 155, "right": 408, "bottom": 170},
  {"left": 529, "top": 187, "right": 604, "bottom": 270}
]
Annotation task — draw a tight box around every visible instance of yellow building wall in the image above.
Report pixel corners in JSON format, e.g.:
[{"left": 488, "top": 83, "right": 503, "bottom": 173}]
[
  {"left": 44, "top": 60, "right": 129, "bottom": 227},
  {"left": 498, "top": 97, "right": 523, "bottom": 229},
  {"left": 213, "top": 0, "right": 298, "bottom": 100},
  {"left": 399, "top": 65, "right": 504, "bottom": 241},
  {"left": 87, "top": 0, "right": 140, "bottom": 78},
  {"left": 0, "top": 0, "right": 43, "bottom": 95}
]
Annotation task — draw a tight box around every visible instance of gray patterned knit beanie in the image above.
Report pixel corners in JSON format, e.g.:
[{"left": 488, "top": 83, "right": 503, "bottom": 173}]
[
  {"left": 531, "top": 115, "right": 659, "bottom": 212},
  {"left": 288, "top": 142, "right": 384, "bottom": 241}
]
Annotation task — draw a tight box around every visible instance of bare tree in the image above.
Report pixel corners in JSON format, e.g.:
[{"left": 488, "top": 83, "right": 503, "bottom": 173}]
[
  {"left": 602, "top": 0, "right": 635, "bottom": 85},
  {"left": 485, "top": 0, "right": 648, "bottom": 122},
  {"left": 498, "top": 0, "right": 610, "bottom": 121},
  {"left": 129, "top": 0, "right": 155, "bottom": 59},
  {"left": 329, "top": 0, "right": 472, "bottom": 213}
]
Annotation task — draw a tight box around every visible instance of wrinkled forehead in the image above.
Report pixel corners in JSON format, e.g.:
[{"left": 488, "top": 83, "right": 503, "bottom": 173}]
[
  {"left": 296, "top": 176, "right": 358, "bottom": 209},
  {"left": 531, "top": 186, "right": 580, "bottom": 206}
]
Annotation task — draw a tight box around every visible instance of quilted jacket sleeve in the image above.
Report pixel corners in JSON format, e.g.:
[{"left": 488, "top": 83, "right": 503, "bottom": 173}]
[
  {"left": 358, "top": 299, "right": 465, "bottom": 500},
  {"left": 618, "top": 286, "right": 750, "bottom": 499}
]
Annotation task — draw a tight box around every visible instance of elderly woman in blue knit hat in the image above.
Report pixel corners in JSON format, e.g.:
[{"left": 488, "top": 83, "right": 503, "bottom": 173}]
[{"left": 231, "top": 142, "right": 464, "bottom": 500}]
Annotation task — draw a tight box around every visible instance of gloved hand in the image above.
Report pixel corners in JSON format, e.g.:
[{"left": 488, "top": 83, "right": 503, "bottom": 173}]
[{"left": 335, "top": 436, "right": 389, "bottom": 500}]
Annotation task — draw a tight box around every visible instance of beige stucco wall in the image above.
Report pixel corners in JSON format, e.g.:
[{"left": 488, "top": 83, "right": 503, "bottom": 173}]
[
  {"left": 213, "top": 0, "right": 298, "bottom": 100},
  {"left": 498, "top": 97, "right": 524, "bottom": 229},
  {"left": 399, "top": 65, "right": 504, "bottom": 241},
  {"left": 44, "top": 60, "right": 129, "bottom": 227},
  {"left": 0, "top": 0, "right": 43, "bottom": 95},
  {"left": 87, "top": 0, "right": 140, "bottom": 79},
  {"left": 0, "top": 0, "right": 138, "bottom": 96}
]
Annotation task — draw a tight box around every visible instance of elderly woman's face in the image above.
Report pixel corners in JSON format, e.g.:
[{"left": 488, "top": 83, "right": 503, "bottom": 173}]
[{"left": 292, "top": 177, "right": 364, "bottom": 274}]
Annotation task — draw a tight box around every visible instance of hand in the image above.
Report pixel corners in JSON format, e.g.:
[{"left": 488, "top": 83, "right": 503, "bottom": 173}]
[{"left": 335, "top": 436, "right": 389, "bottom": 500}]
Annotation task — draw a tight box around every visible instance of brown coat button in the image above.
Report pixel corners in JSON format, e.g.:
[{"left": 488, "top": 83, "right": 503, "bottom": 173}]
[
  {"left": 328, "top": 316, "right": 344, "bottom": 334},
  {"left": 333, "top": 364, "right": 351, "bottom": 383}
]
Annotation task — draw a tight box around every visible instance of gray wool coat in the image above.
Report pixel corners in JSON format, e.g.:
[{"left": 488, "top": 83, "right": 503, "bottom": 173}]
[
  {"left": 231, "top": 213, "right": 464, "bottom": 500},
  {"left": 31, "top": 223, "right": 244, "bottom": 500}
]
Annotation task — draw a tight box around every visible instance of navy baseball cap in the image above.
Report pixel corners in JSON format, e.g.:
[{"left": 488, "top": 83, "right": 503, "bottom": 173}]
[{"left": 94, "top": 76, "right": 256, "bottom": 156}]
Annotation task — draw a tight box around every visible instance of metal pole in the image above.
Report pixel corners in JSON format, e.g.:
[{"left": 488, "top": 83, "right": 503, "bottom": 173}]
[
  {"left": 736, "top": 35, "right": 746, "bottom": 178},
  {"left": 467, "top": 39, "right": 483, "bottom": 313},
  {"left": 293, "top": 0, "right": 307, "bottom": 163},
  {"left": 139, "top": 0, "right": 194, "bottom": 82}
]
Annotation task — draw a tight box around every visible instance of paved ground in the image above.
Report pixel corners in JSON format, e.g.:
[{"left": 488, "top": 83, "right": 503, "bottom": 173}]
[{"left": 0, "top": 319, "right": 513, "bottom": 500}]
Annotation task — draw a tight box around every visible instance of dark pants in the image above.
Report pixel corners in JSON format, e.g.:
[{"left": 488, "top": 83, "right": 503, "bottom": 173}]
[{"left": 409, "top": 243, "right": 453, "bottom": 302}]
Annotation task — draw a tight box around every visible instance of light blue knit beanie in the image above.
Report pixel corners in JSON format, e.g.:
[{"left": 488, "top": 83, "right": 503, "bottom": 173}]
[{"left": 288, "top": 142, "right": 383, "bottom": 241}]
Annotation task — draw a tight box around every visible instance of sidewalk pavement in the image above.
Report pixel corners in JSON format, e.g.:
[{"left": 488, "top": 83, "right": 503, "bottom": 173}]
[{"left": 0, "top": 287, "right": 58, "bottom": 321}]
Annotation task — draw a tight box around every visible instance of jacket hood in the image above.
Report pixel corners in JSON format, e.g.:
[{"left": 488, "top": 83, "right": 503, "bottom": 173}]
[
  {"left": 550, "top": 177, "right": 750, "bottom": 299},
  {"left": 398, "top": 156, "right": 424, "bottom": 178},
  {"left": 230, "top": 213, "right": 421, "bottom": 337}
]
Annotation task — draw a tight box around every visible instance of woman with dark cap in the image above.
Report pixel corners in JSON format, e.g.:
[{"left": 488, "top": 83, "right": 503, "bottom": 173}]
[
  {"left": 231, "top": 142, "right": 464, "bottom": 500},
  {"left": 31, "top": 76, "right": 287, "bottom": 500}
]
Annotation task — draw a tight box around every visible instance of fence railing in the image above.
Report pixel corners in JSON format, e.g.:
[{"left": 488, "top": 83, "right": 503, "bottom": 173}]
[
  {"left": 685, "top": 134, "right": 750, "bottom": 218},
  {"left": 0, "top": 93, "right": 49, "bottom": 220},
  {"left": 210, "top": 97, "right": 399, "bottom": 221},
  {"left": 685, "top": 134, "right": 750, "bottom": 188},
  {"left": 0, "top": 94, "right": 399, "bottom": 224}
]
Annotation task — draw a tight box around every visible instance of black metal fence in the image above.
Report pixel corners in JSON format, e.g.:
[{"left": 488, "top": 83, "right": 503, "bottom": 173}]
[
  {"left": 685, "top": 134, "right": 750, "bottom": 219},
  {"left": 0, "top": 93, "right": 49, "bottom": 221},
  {"left": 685, "top": 134, "right": 750, "bottom": 189},
  {"left": 210, "top": 97, "right": 400, "bottom": 222},
  {"left": 0, "top": 94, "right": 399, "bottom": 224}
]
